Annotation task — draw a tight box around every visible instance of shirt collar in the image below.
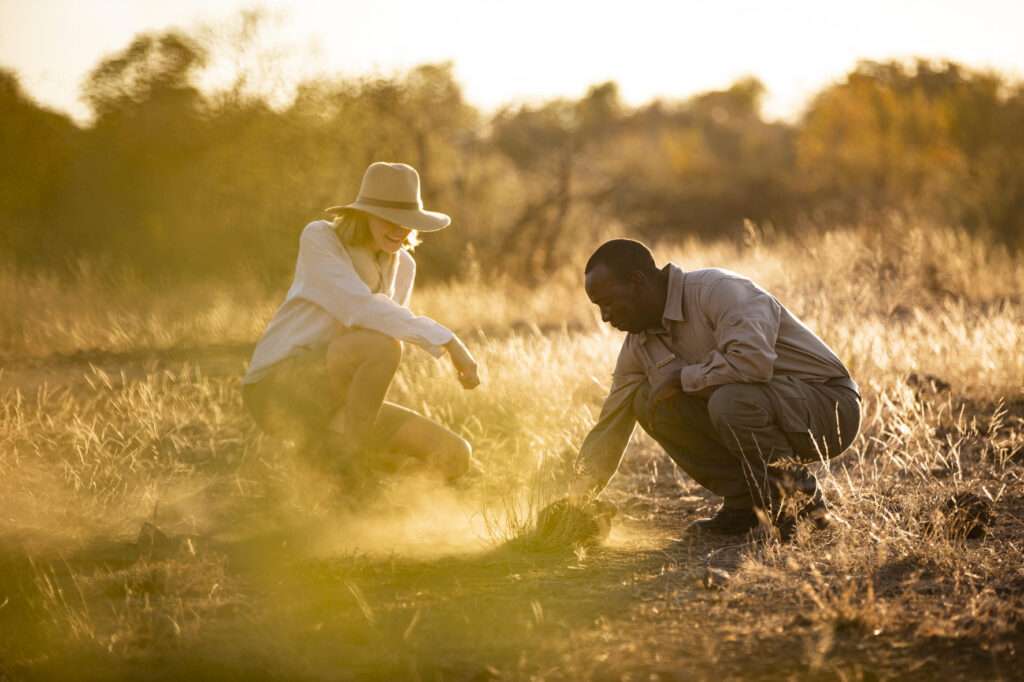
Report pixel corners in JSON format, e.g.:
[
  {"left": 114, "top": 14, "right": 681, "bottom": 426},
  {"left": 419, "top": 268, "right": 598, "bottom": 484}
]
[
  {"left": 640, "top": 263, "right": 686, "bottom": 338},
  {"left": 662, "top": 263, "right": 686, "bottom": 323}
]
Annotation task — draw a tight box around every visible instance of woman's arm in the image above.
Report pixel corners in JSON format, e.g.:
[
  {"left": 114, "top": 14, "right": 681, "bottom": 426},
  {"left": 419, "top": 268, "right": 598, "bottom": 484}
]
[
  {"left": 295, "top": 222, "right": 453, "bottom": 356},
  {"left": 298, "top": 222, "right": 481, "bottom": 390},
  {"left": 445, "top": 334, "right": 480, "bottom": 389},
  {"left": 394, "top": 247, "right": 480, "bottom": 390}
]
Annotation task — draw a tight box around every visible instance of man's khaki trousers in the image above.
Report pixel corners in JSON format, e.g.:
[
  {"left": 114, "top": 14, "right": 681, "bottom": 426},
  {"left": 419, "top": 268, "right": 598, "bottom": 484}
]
[{"left": 634, "top": 376, "right": 861, "bottom": 509}]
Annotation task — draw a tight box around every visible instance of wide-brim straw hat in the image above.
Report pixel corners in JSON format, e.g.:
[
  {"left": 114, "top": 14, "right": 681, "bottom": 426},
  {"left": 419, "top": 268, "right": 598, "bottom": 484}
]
[{"left": 325, "top": 162, "right": 451, "bottom": 232}]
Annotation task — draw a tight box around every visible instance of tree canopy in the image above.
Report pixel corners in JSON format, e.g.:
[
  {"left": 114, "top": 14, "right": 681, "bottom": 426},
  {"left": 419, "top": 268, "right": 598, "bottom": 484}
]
[{"left": 2, "top": 27, "right": 1021, "bottom": 285}]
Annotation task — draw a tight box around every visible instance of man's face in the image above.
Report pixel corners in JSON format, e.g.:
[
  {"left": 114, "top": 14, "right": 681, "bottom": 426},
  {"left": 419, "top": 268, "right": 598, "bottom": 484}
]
[{"left": 585, "top": 263, "right": 650, "bottom": 333}]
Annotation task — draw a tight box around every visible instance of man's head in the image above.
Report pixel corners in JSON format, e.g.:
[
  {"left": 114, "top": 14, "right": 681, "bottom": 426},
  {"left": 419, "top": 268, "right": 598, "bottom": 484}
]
[{"left": 584, "top": 239, "right": 667, "bottom": 333}]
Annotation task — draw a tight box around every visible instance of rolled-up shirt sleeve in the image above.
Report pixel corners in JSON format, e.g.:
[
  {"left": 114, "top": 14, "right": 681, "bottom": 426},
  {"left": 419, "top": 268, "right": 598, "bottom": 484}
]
[
  {"left": 679, "top": 277, "right": 781, "bottom": 392},
  {"left": 295, "top": 224, "right": 453, "bottom": 356},
  {"left": 575, "top": 340, "right": 645, "bottom": 495}
]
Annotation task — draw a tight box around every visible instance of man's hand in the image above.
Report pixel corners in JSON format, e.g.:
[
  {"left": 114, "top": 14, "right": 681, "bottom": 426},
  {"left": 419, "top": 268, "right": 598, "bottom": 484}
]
[
  {"left": 445, "top": 335, "right": 481, "bottom": 390},
  {"left": 686, "top": 385, "right": 720, "bottom": 400},
  {"left": 534, "top": 496, "right": 617, "bottom": 547},
  {"left": 567, "top": 474, "right": 597, "bottom": 504},
  {"left": 647, "top": 372, "right": 682, "bottom": 415}
]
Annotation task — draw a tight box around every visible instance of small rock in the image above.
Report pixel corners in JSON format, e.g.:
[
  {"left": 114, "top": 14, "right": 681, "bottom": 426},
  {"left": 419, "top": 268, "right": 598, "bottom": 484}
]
[
  {"left": 137, "top": 522, "right": 178, "bottom": 558},
  {"left": 702, "top": 566, "right": 732, "bottom": 590}
]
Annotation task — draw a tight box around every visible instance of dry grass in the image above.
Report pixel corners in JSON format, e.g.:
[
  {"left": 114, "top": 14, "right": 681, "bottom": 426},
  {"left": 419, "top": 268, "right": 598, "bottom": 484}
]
[{"left": 1, "top": 223, "right": 1022, "bottom": 680}]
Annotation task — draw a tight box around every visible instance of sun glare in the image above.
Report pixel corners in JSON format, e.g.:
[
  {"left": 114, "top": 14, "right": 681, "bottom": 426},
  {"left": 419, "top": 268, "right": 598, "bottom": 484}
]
[{"left": 1, "top": 0, "right": 1022, "bottom": 121}]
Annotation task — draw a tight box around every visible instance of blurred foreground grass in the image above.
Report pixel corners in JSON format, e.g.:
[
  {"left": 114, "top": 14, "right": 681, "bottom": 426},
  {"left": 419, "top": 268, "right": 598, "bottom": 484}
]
[{"left": 1, "top": 224, "right": 1022, "bottom": 680}]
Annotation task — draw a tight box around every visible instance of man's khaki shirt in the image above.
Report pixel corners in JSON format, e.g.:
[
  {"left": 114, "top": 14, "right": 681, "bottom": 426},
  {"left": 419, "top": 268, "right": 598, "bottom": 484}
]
[{"left": 576, "top": 263, "right": 856, "bottom": 490}]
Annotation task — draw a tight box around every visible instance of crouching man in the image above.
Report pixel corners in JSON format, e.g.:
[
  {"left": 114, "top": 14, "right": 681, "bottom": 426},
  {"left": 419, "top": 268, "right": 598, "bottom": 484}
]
[{"left": 571, "top": 239, "right": 861, "bottom": 536}]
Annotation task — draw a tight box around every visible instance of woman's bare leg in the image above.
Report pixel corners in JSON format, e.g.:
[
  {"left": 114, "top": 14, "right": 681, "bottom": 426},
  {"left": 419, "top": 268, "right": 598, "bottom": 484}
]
[
  {"left": 326, "top": 401, "right": 471, "bottom": 481},
  {"left": 325, "top": 329, "right": 402, "bottom": 450},
  {"left": 323, "top": 330, "right": 471, "bottom": 480},
  {"left": 376, "top": 403, "right": 472, "bottom": 481}
]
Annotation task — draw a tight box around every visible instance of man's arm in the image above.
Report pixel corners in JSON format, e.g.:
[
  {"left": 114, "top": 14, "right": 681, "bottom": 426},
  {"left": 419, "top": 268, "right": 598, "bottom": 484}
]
[
  {"left": 679, "top": 276, "right": 782, "bottom": 393},
  {"left": 572, "top": 342, "right": 645, "bottom": 499},
  {"left": 648, "top": 372, "right": 716, "bottom": 413}
]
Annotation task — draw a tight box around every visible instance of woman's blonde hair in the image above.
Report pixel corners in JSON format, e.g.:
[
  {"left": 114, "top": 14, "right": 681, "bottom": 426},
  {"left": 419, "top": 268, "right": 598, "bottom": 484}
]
[{"left": 331, "top": 210, "right": 420, "bottom": 251}]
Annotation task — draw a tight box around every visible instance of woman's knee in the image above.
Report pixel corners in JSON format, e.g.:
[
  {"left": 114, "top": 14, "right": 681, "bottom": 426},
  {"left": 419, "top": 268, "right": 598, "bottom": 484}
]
[
  {"left": 436, "top": 436, "right": 472, "bottom": 480},
  {"left": 375, "top": 333, "right": 403, "bottom": 368},
  {"left": 328, "top": 330, "right": 403, "bottom": 369}
]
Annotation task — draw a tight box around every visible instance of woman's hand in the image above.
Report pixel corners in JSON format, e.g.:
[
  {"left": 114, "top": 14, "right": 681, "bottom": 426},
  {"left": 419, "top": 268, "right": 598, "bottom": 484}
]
[{"left": 445, "top": 335, "right": 480, "bottom": 390}]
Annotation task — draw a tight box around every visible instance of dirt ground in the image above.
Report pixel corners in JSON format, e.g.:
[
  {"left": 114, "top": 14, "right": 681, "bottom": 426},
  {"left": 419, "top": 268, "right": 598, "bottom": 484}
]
[{"left": 1, "top": 348, "right": 1022, "bottom": 682}]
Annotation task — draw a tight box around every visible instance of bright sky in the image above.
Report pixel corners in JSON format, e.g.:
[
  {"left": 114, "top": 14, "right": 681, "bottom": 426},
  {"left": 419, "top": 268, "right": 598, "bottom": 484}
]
[{"left": 1, "top": 0, "right": 1022, "bottom": 124}]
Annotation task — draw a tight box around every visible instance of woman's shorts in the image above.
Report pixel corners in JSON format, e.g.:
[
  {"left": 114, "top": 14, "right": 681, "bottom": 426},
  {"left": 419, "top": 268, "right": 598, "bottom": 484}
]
[
  {"left": 242, "top": 345, "right": 338, "bottom": 447},
  {"left": 242, "top": 343, "right": 411, "bottom": 450}
]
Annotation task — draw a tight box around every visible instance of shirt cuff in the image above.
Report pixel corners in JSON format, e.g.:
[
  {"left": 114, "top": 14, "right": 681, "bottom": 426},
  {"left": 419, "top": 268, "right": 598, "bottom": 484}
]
[
  {"left": 422, "top": 327, "right": 455, "bottom": 358},
  {"left": 680, "top": 364, "right": 707, "bottom": 393}
]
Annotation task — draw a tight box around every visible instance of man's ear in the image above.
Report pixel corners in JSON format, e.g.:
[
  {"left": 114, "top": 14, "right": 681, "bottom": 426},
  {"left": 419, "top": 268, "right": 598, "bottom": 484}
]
[{"left": 628, "top": 269, "right": 648, "bottom": 289}]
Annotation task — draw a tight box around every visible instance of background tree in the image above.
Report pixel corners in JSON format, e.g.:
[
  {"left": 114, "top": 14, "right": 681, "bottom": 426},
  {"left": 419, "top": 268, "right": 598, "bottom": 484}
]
[
  {"left": 797, "top": 59, "right": 1024, "bottom": 244},
  {"left": 0, "top": 70, "right": 79, "bottom": 266},
  {"left": 1, "top": 23, "right": 1021, "bottom": 288}
]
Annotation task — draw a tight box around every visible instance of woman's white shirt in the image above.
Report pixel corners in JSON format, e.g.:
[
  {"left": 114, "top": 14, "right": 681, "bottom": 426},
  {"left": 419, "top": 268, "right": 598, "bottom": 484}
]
[{"left": 244, "top": 220, "right": 453, "bottom": 384}]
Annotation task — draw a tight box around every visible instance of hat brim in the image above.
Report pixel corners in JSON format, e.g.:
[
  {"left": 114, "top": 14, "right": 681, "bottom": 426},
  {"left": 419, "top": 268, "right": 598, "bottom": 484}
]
[{"left": 325, "top": 201, "right": 451, "bottom": 232}]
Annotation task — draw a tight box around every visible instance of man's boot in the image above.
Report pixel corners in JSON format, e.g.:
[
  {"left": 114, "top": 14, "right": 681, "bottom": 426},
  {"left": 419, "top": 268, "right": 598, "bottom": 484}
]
[{"left": 690, "top": 506, "right": 760, "bottom": 535}]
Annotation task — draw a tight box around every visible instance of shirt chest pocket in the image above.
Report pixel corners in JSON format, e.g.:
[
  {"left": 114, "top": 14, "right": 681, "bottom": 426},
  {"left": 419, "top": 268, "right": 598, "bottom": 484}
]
[
  {"left": 669, "top": 324, "right": 715, "bottom": 365},
  {"left": 640, "top": 336, "right": 685, "bottom": 386}
]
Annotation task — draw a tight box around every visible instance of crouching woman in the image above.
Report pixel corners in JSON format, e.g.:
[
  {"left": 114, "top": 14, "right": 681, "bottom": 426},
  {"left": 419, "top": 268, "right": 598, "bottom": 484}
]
[{"left": 242, "top": 162, "right": 479, "bottom": 482}]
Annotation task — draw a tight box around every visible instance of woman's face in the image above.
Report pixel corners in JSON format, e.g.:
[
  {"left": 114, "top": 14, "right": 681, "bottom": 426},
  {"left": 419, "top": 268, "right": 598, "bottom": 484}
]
[{"left": 368, "top": 215, "right": 411, "bottom": 254}]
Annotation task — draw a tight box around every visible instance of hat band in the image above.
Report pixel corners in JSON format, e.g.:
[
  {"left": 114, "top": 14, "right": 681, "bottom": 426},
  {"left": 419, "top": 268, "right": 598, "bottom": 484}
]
[{"left": 359, "top": 196, "right": 422, "bottom": 210}]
